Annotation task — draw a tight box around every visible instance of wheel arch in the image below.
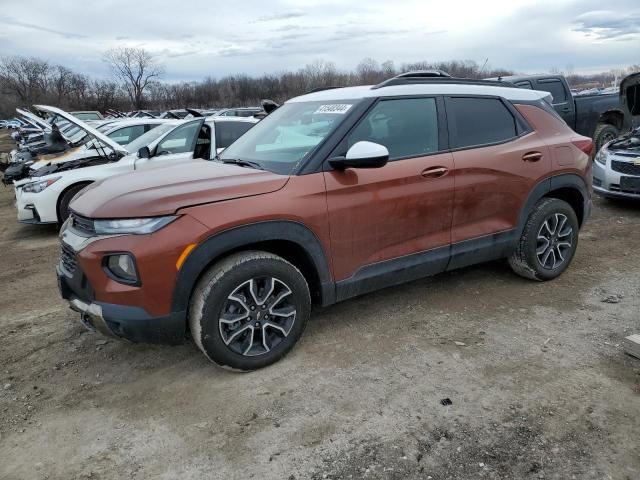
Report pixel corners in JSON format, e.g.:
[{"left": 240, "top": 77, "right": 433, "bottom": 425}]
[
  {"left": 56, "top": 181, "right": 94, "bottom": 222},
  {"left": 519, "top": 174, "right": 590, "bottom": 231},
  {"left": 597, "top": 109, "right": 625, "bottom": 130},
  {"left": 172, "top": 221, "right": 335, "bottom": 317}
]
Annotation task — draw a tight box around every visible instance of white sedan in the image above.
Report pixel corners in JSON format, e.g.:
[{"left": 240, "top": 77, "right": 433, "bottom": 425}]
[{"left": 14, "top": 106, "right": 257, "bottom": 225}]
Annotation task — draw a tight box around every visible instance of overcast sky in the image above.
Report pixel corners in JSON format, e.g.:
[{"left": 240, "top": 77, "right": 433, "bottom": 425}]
[{"left": 0, "top": 0, "right": 638, "bottom": 82}]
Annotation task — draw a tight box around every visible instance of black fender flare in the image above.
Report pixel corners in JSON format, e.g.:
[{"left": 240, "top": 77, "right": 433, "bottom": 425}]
[
  {"left": 517, "top": 173, "right": 590, "bottom": 232},
  {"left": 171, "top": 220, "right": 334, "bottom": 314}
]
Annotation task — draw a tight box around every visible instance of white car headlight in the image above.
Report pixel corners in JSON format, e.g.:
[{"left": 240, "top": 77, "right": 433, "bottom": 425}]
[
  {"left": 94, "top": 216, "right": 178, "bottom": 235},
  {"left": 594, "top": 148, "right": 608, "bottom": 165},
  {"left": 21, "top": 177, "right": 61, "bottom": 193}
]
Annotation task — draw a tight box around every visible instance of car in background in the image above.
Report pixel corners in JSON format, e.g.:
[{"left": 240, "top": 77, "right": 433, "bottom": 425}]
[
  {"left": 214, "top": 107, "right": 263, "bottom": 118},
  {"left": 488, "top": 73, "right": 639, "bottom": 151},
  {"left": 55, "top": 72, "right": 593, "bottom": 370},
  {"left": 592, "top": 73, "right": 640, "bottom": 199},
  {"left": 14, "top": 109, "right": 257, "bottom": 225},
  {"left": 71, "top": 111, "right": 103, "bottom": 121},
  {"left": 5, "top": 119, "right": 24, "bottom": 129}
]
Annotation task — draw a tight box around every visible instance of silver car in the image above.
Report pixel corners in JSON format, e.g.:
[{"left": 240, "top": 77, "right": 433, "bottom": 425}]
[{"left": 593, "top": 128, "right": 640, "bottom": 199}]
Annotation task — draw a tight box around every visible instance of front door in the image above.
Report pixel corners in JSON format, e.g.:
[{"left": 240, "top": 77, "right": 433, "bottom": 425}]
[
  {"left": 323, "top": 97, "right": 455, "bottom": 298},
  {"left": 136, "top": 119, "right": 204, "bottom": 170}
]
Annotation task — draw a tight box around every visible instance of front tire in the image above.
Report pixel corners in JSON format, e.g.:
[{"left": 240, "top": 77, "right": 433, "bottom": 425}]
[
  {"left": 509, "top": 198, "right": 579, "bottom": 281},
  {"left": 58, "top": 183, "right": 90, "bottom": 224},
  {"left": 189, "top": 251, "right": 311, "bottom": 371}
]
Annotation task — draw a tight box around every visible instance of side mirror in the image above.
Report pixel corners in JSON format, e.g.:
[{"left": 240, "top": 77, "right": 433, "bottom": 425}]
[
  {"left": 329, "top": 141, "right": 389, "bottom": 170},
  {"left": 137, "top": 146, "right": 151, "bottom": 159}
]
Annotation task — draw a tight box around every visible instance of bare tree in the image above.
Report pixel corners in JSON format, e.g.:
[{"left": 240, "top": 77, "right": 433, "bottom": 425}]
[
  {"left": 0, "top": 56, "right": 50, "bottom": 103},
  {"left": 104, "top": 47, "right": 164, "bottom": 109}
]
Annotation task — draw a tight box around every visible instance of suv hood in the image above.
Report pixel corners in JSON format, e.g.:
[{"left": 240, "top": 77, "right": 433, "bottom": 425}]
[
  {"left": 70, "top": 160, "right": 290, "bottom": 218},
  {"left": 16, "top": 108, "right": 51, "bottom": 132}
]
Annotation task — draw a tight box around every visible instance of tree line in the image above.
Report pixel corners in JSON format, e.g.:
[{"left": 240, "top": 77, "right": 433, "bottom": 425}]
[{"left": 0, "top": 48, "right": 636, "bottom": 118}]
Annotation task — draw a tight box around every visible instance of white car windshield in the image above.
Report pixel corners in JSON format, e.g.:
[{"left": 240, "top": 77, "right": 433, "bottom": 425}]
[
  {"left": 219, "top": 100, "right": 360, "bottom": 174},
  {"left": 125, "top": 123, "right": 176, "bottom": 154}
]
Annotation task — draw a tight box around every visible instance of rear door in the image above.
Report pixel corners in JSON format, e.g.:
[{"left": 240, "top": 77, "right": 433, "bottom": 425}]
[
  {"left": 212, "top": 121, "right": 255, "bottom": 157},
  {"left": 445, "top": 96, "right": 551, "bottom": 265},
  {"left": 323, "top": 96, "right": 455, "bottom": 289},
  {"left": 534, "top": 78, "right": 576, "bottom": 127}
]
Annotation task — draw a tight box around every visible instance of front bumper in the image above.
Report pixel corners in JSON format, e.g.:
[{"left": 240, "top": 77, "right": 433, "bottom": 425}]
[
  {"left": 593, "top": 155, "right": 640, "bottom": 199},
  {"left": 15, "top": 186, "right": 58, "bottom": 224},
  {"left": 57, "top": 265, "right": 186, "bottom": 344}
]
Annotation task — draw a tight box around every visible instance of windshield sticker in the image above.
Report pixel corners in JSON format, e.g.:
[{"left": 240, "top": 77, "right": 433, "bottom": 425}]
[{"left": 314, "top": 104, "right": 353, "bottom": 115}]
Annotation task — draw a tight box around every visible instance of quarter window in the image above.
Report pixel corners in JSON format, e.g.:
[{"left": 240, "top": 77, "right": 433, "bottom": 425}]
[
  {"left": 347, "top": 98, "right": 439, "bottom": 160},
  {"left": 447, "top": 97, "right": 518, "bottom": 149}
]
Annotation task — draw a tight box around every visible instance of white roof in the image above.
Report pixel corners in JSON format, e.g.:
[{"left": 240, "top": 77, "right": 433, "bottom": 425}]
[{"left": 288, "top": 83, "right": 551, "bottom": 103}]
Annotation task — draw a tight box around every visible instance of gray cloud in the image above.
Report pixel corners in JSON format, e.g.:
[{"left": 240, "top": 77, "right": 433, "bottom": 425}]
[
  {"left": 573, "top": 10, "right": 640, "bottom": 39},
  {"left": 0, "top": 14, "right": 86, "bottom": 39},
  {"left": 254, "top": 12, "right": 305, "bottom": 22}
]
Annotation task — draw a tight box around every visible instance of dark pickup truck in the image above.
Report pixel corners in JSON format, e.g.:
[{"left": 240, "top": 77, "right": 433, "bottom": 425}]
[{"left": 487, "top": 74, "right": 627, "bottom": 151}]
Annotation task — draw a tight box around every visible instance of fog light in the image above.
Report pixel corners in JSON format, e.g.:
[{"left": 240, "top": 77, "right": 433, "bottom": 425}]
[{"left": 105, "top": 254, "right": 138, "bottom": 284}]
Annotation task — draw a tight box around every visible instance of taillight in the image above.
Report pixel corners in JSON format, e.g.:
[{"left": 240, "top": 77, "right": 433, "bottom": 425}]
[{"left": 572, "top": 138, "right": 594, "bottom": 158}]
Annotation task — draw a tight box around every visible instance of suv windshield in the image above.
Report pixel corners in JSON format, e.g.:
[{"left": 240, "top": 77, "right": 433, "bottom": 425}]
[
  {"left": 125, "top": 123, "right": 176, "bottom": 154},
  {"left": 219, "top": 100, "right": 360, "bottom": 174}
]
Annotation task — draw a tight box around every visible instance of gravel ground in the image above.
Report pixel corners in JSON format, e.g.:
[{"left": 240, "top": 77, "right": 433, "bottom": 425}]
[{"left": 0, "top": 131, "right": 638, "bottom": 480}]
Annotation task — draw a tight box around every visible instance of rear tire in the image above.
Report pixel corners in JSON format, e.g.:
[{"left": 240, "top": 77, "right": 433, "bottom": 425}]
[
  {"left": 509, "top": 198, "right": 579, "bottom": 281},
  {"left": 58, "top": 183, "right": 90, "bottom": 225},
  {"left": 189, "top": 251, "right": 311, "bottom": 371}
]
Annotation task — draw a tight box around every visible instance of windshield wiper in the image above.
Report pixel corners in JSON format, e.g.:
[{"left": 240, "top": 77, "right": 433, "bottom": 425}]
[{"left": 220, "top": 158, "right": 264, "bottom": 170}]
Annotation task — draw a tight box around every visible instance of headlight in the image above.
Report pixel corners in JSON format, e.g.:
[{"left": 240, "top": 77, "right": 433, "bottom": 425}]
[
  {"left": 594, "top": 148, "right": 607, "bottom": 165},
  {"left": 21, "top": 176, "right": 61, "bottom": 193},
  {"left": 94, "top": 216, "right": 177, "bottom": 235},
  {"left": 105, "top": 253, "right": 139, "bottom": 284}
]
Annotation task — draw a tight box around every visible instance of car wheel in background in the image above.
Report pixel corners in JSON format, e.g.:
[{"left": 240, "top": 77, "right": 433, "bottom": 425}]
[
  {"left": 58, "top": 183, "right": 90, "bottom": 225},
  {"left": 593, "top": 123, "right": 619, "bottom": 153},
  {"left": 509, "top": 198, "right": 580, "bottom": 281},
  {"left": 189, "top": 251, "right": 311, "bottom": 371}
]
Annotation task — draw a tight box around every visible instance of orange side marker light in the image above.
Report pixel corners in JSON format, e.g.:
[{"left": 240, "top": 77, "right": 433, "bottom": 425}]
[{"left": 176, "top": 243, "right": 197, "bottom": 271}]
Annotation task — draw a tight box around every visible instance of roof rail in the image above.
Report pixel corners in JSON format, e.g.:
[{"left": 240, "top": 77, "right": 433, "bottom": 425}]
[
  {"left": 372, "top": 71, "right": 514, "bottom": 90},
  {"left": 305, "top": 86, "right": 343, "bottom": 94}
]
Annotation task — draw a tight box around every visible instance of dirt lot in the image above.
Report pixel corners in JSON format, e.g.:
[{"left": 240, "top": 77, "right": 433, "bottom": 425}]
[{"left": 0, "top": 130, "right": 638, "bottom": 480}]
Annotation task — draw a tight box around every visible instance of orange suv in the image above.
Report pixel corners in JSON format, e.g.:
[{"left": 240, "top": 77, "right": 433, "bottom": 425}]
[{"left": 57, "top": 73, "right": 593, "bottom": 370}]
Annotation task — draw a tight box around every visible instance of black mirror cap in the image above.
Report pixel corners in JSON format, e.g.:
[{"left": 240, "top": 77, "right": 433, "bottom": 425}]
[
  {"left": 138, "top": 146, "right": 151, "bottom": 159},
  {"left": 261, "top": 99, "right": 280, "bottom": 114},
  {"left": 328, "top": 154, "right": 388, "bottom": 170}
]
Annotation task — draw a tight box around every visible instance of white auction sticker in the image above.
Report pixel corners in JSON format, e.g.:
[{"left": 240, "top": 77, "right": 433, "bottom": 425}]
[{"left": 314, "top": 104, "right": 353, "bottom": 115}]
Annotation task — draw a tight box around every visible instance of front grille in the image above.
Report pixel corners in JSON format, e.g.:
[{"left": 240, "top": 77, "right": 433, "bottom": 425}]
[
  {"left": 71, "top": 213, "right": 95, "bottom": 235},
  {"left": 60, "top": 243, "right": 77, "bottom": 275},
  {"left": 611, "top": 160, "right": 640, "bottom": 176}
]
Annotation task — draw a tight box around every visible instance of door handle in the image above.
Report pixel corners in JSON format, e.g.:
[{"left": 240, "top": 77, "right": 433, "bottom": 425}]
[
  {"left": 522, "top": 151, "right": 543, "bottom": 162},
  {"left": 421, "top": 166, "right": 449, "bottom": 179}
]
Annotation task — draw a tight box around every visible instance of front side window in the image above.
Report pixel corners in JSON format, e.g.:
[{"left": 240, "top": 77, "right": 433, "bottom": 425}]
[
  {"left": 155, "top": 121, "right": 202, "bottom": 155},
  {"left": 447, "top": 97, "right": 518, "bottom": 149},
  {"left": 125, "top": 123, "right": 175, "bottom": 154},
  {"left": 220, "top": 100, "right": 360, "bottom": 174},
  {"left": 346, "top": 98, "right": 439, "bottom": 160},
  {"left": 536, "top": 80, "right": 567, "bottom": 104}
]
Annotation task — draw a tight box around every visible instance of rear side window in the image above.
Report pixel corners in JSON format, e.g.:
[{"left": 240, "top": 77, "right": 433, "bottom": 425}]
[
  {"left": 447, "top": 97, "right": 518, "bottom": 149},
  {"left": 108, "top": 125, "right": 146, "bottom": 145},
  {"left": 515, "top": 81, "right": 533, "bottom": 89},
  {"left": 347, "top": 98, "right": 439, "bottom": 160},
  {"left": 215, "top": 121, "right": 254, "bottom": 149},
  {"left": 536, "top": 80, "right": 567, "bottom": 104}
]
